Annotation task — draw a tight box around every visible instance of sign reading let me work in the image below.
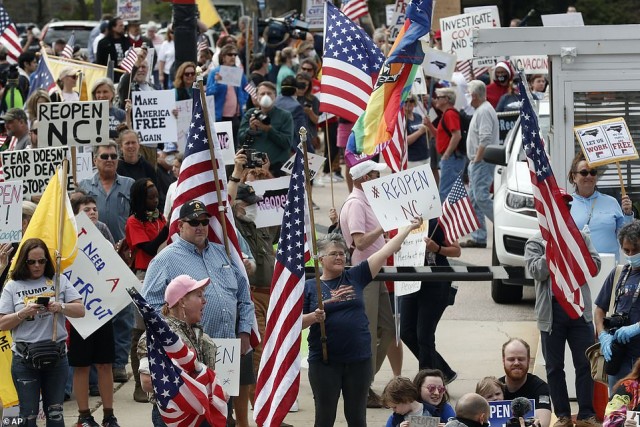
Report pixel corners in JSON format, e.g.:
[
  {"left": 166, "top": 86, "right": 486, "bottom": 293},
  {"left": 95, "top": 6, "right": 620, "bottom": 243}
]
[{"left": 38, "top": 101, "right": 109, "bottom": 147}]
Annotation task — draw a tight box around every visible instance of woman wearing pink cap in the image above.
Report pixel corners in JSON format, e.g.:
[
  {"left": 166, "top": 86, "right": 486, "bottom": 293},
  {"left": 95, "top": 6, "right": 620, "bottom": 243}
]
[{"left": 137, "top": 275, "right": 221, "bottom": 427}]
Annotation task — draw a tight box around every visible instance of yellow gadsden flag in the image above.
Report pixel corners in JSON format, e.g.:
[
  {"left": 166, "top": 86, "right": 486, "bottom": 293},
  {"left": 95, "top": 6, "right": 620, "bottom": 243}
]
[
  {"left": 11, "top": 167, "right": 78, "bottom": 273},
  {"left": 0, "top": 331, "right": 18, "bottom": 406},
  {"left": 196, "top": 0, "right": 222, "bottom": 27}
]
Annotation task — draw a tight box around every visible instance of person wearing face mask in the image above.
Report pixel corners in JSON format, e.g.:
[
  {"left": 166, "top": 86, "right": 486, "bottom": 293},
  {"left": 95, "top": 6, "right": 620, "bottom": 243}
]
[
  {"left": 276, "top": 47, "right": 298, "bottom": 95},
  {"left": 486, "top": 62, "right": 513, "bottom": 108},
  {"left": 596, "top": 221, "right": 640, "bottom": 390},
  {"left": 238, "top": 81, "right": 294, "bottom": 177},
  {"left": 444, "top": 393, "right": 491, "bottom": 427}
]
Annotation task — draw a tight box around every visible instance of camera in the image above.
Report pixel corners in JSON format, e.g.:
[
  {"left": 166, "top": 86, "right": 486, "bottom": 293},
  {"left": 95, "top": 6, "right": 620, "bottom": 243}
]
[
  {"left": 304, "top": 101, "right": 312, "bottom": 108},
  {"left": 603, "top": 313, "right": 631, "bottom": 375},
  {"left": 241, "top": 145, "right": 267, "bottom": 169},
  {"left": 252, "top": 109, "right": 271, "bottom": 126},
  {"left": 0, "top": 64, "right": 19, "bottom": 88},
  {"left": 604, "top": 313, "right": 630, "bottom": 332},
  {"left": 507, "top": 418, "right": 536, "bottom": 427},
  {"left": 259, "top": 13, "right": 310, "bottom": 46}
]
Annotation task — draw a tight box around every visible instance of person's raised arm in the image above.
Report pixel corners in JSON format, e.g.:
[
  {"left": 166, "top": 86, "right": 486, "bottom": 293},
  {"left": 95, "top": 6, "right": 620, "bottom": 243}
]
[{"left": 367, "top": 217, "right": 423, "bottom": 277}]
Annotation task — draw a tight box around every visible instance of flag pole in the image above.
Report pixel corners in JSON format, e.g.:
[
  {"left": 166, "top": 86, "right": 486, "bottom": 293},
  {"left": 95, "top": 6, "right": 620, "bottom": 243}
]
[
  {"left": 196, "top": 75, "right": 231, "bottom": 257},
  {"left": 300, "top": 127, "right": 329, "bottom": 362},
  {"left": 324, "top": 119, "right": 335, "bottom": 207},
  {"left": 52, "top": 160, "right": 68, "bottom": 341}
]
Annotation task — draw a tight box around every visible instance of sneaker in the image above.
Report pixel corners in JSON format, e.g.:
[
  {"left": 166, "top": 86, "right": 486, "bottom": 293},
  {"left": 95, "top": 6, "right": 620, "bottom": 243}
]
[
  {"left": 89, "top": 385, "right": 100, "bottom": 397},
  {"left": 133, "top": 385, "right": 149, "bottom": 403},
  {"left": 332, "top": 172, "right": 345, "bottom": 182},
  {"left": 459, "top": 240, "right": 487, "bottom": 248},
  {"left": 312, "top": 178, "right": 325, "bottom": 187},
  {"left": 554, "top": 417, "right": 574, "bottom": 427},
  {"left": 366, "top": 388, "right": 383, "bottom": 408},
  {"left": 77, "top": 416, "right": 100, "bottom": 427},
  {"left": 102, "top": 416, "right": 120, "bottom": 427},
  {"left": 575, "top": 417, "right": 601, "bottom": 427},
  {"left": 112, "top": 367, "right": 128, "bottom": 383},
  {"left": 289, "top": 399, "right": 299, "bottom": 412}
]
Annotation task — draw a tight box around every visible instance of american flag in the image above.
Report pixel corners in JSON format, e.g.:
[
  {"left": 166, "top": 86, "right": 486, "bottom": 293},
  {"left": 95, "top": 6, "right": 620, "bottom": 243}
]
[
  {"left": 254, "top": 147, "right": 310, "bottom": 427},
  {"left": 28, "top": 57, "right": 58, "bottom": 98},
  {"left": 516, "top": 77, "right": 598, "bottom": 319},
  {"left": 168, "top": 94, "right": 261, "bottom": 348},
  {"left": 381, "top": 108, "right": 407, "bottom": 172},
  {"left": 127, "top": 288, "right": 227, "bottom": 427},
  {"left": 120, "top": 48, "right": 138, "bottom": 74},
  {"left": 455, "top": 60, "right": 489, "bottom": 82},
  {"left": 438, "top": 176, "right": 480, "bottom": 244},
  {"left": 60, "top": 33, "right": 75, "bottom": 59},
  {"left": 0, "top": 6, "right": 20, "bottom": 64},
  {"left": 244, "top": 81, "right": 257, "bottom": 100},
  {"left": 319, "top": 1, "right": 385, "bottom": 123},
  {"left": 340, "top": 0, "right": 369, "bottom": 21}
]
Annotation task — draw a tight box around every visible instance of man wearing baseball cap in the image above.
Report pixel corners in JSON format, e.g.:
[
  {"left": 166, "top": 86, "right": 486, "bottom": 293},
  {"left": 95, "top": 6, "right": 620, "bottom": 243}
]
[
  {"left": 2, "top": 108, "right": 30, "bottom": 150},
  {"left": 339, "top": 160, "right": 395, "bottom": 407}
]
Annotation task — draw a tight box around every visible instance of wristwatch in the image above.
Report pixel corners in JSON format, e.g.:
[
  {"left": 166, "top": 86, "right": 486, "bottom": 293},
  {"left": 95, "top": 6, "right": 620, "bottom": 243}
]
[{"left": 60, "top": 302, "right": 66, "bottom": 313}]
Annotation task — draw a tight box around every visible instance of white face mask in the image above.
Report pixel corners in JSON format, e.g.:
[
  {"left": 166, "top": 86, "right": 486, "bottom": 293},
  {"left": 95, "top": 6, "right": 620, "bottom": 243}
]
[
  {"left": 291, "top": 56, "right": 300, "bottom": 66},
  {"left": 259, "top": 94, "right": 273, "bottom": 108},
  {"left": 243, "top": 204, "right": 258, "bottom": 222}
]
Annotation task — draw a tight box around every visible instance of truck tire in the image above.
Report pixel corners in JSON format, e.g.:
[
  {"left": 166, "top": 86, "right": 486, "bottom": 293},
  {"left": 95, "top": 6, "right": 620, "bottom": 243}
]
[{"left": 491, "top": 238, "right": 523, "bottom": 304}]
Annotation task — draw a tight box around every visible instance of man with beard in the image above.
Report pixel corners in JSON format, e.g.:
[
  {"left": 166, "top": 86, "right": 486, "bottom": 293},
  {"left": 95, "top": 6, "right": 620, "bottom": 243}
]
[
  {"left": 96, "top": 16, "right": 131, "bottom": 83},
  {"left": 498, "top": 338, "right": 551, "bottom": 427}
]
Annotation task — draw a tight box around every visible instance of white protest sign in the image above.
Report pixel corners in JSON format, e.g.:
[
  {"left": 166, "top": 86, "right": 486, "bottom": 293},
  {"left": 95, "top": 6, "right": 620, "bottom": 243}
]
[
  {"left": 412, "top": 72, "right": 427, "bottom": 95},
  {"left": 388, "top": 0, "right": 408, "bottom": 43},
  {"left": 385, "top": 4, "right": 395, "bottom": 26},
  {"left": 0, "top": 181, "right": 23, "bottom": 243},
  {"left": 541, "top": 12, "right": 584, "bottom": 27},
  {"left": 394, "top": 222, "right": 428, "bottom": 296},
  {"left": 421, "top": 43, "right": 456, "bottom": 81},
  {"left": 132, "top": 90, "right": 177, "bottom": 144},
  {"left": 65, "top": 213, "right": 142, "bottom": 339},
  {"left": 281, "top": 150, "right": 326, "bottom": 180},
  {"left": 211, "top": 338, "right": 241, "bottom": 396},
  {"left": 440, "top": 10, "right": 495, "bottom": 61},
  {"left": 176, "top": 95, "right": 216, "bottom": 153},
  {"left": 218, "top": 66, "right": 243, "bottom": 87},
  {"left": 463, "top": 6, "right": 501, "bottom": 27},
  {"left": 304, "top": 0, "right": 325, "bottom": 30},
  {"left": 73, "top": 151, "right": 94, "bottom": 182},
  {"left": 117, "top": 0, "right": 141, "bottom": 20},
  {"left": 38, "top": 101, "right": 109, "bottom": 147},
  {"left": 511, "top": 56, "right": 549, "bottom": 74},
  {"left": 215, "top": 121, "right": 236, "bottom": 165},
  {"left": 1, "top": 148, "right": 75, "bottom": 197},
  {"left": 362, "top": 164, "right": 442, "bottom": 231},
  {"left": 574, "top": 118, "right": 638, "bottom": 167},
  {"left": 627, "top": 411, "right": 640, "bottom": 427},
  {"left": 249, "top": 176, "right": 291, "bottom": 229}
]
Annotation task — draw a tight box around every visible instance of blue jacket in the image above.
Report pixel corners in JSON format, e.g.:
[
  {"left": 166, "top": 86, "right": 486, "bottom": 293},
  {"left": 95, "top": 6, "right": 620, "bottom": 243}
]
[{"left": 205, "top": 65, "right": 249, "bottom": 121}]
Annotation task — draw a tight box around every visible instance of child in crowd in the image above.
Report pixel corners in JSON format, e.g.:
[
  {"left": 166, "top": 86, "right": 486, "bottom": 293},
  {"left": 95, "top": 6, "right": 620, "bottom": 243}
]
[
  {"left": 383, "top": 376, "right": 432, "bottom": 427},
  {"left": 414, "top": 369, "right": 456, "bottom": 423},
  {"left": 476, "top": 376, "right": 505, "bottom": 402}
]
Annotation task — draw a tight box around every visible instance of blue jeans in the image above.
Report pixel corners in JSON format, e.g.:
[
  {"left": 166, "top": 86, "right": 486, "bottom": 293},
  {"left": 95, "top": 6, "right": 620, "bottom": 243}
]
[
  {"left": 113, "top": 304, "right": 134, "bottom": 368},
  {"left": 468, "top": 160, "right": 495, "bottom": 243},
  {"left": 540, "top": 300, "right": 595, "bottom": 419},
  {"left": 308, "top": 358, "right": 370, "bottom": 427},
  {"left": 12, "top": 353, "right": 68, "bottom": 427},
  {"left": 439, "top": 155, "right": 466, "bottom": 202}
]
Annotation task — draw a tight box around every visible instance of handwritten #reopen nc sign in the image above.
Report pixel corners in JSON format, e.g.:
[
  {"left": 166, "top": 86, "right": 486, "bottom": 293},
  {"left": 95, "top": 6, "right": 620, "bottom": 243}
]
[{"left": 362, "top": 164, "right": 442, "bottom": 231}]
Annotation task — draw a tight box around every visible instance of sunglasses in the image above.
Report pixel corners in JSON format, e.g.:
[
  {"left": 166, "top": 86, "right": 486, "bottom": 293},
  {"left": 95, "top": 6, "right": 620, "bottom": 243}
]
[
  {"left": 186, "top": 219, "right": 209, "bottom": 227},
  {"left": 423, "top": 384, "right": 446, "bottom": 394},
  {"left": 68, "top": 75, "right": 78, "bottom": 79},
  {"left": 301, "top": 67, "right": 314, "bottom": 72},
  {"left": 406, "top": 99, "right": 416, "bottom": 103},
  {"left": 227, "top": 53, "right": 238, "bottom": 57},
  {"left": 576, "top": 169, "right": 598, "bottom": 177},
  {"left": 184, "top": 72, "right": 196, "bottom": 77},
  {"left": 26, "top": 258, "right": 47, "bottom": 266},
  {"left": 99, "top": 153, "right": 118, "bottom": 160}
]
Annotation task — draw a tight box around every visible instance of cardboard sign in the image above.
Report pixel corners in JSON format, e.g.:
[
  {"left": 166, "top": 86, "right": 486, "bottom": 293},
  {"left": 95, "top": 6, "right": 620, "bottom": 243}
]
[
  {"left": 388, "top": 0, "right": 408, "bottom": 43},
  {"left": 176, "top": 95, "right": 216, "bottom": 153},
  {"left": 132, "top": 90, "right": 177, "bottom": 144},
  {"left": 440, "top": 10, "right": 495, "bottom": 61},
  {"left": 574, "top": 117, "right": 638, "bottom": 167},
  {"left": 38, "top": 101, "right": 109, "bottom": 147},
  {"left": 541, "top": 12, "right": 584, "bottom": 27},
  {"left": 211, "top": 338, "right": 241, "bottom": 396},
  {"left": 218, "top": 66, "right": 243, "bottom": 87},
  {"left": 249, "top": 176, "right": 291, "bottom": 229},
  {"left": 408, "top": 416, "right": 440, "bottom": 427},
  {"left": 281, "top": 150, "right": 326, "bottom": 180},
  {"left": 65, "top": 214, "right": 142, "bottom": 339},
  {"left": 73, "top": 151, "right": 94, "bottom": 183},
  {"left": 489, "top": 400, "right": 536, "bottom": 427},
  {"left": 421, "top": 43, "right": 456, "bottom": 80},
  {"left": 117, "top": 0, "right": 141, "bottom": 20},
  {"left": 0, "top": 182, "right": 23, "bottom": 243},
  {"left": 627, "top": 411, "right": 640, "bottom": 426},
  {"left": 385, "top": 4, "right": 395, "bottom": 27},
  {"left": 511, "top": 56, "right": 549, "bottom": 74},
  {"left": 412, "top": 73, "right": 428, "bottom": 95},
  {"left": 362, "top": 164, "right": 442, "bottom": 231},
  {"left": 304, "top": 0, "right": 325, "bottom": 30},
  {"left": 215, "top": 121, "right": 236, "bottom": 165},
  {"left": 394, "top": 221, "right": 427, "bottom": 296},
  {"left": 1, "top": 148, "right": 75, "bottom": 197},
  {"left": 463, "top": 5, "right": 501, "bottom": 27}
]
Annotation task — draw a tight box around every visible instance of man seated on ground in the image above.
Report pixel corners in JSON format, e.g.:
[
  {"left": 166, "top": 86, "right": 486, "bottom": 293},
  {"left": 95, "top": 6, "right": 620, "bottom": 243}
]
[
  {"left": 498, "top": 338, "right": 552, "bottom": 427},
  {"left": 444, "top": 393, "right": 490, "bottom": 427}
]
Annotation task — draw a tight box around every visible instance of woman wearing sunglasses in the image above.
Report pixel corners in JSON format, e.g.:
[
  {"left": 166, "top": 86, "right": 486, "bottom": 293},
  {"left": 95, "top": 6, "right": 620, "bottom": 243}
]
[
  {"left": 52, "top": 67, "right": 80, "bottom": 102},
  {"left": 413, "top": 369, "right": 455, "bottom": 423},
  {"left": 568, "top": 151, "right": 633, "bottom": 260},
  {"left": 173, "top": 61, "right": 197, "bottom": 101},
  {"left": 0, "top": 238, "right": 84, "bottom": 427}
]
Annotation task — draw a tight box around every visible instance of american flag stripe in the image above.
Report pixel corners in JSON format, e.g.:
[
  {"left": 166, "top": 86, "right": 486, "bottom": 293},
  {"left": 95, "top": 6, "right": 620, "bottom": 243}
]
[
  {"left": 381, "top": 108, "right": 407, "bottom": 172},
  {"left": 120, "top": 48, "right": 138, "bottom": 73},
  {"left": 0, "top": 6, "right": 20, "bottom": 64},
  {"left": 244, "top": 82, "right": 257, "bottom": 100},
  {"left": 60, "top": 33, "right": 75, "bottom": 59},
  {"left": 341, "top": 0, "right": 369, "bottom": 21},
  {"left": 438, "top": 177, "right": 480, "bottom": 244},
  {"left": 320, "top": 61, "right": 375, "bottom": 123}
]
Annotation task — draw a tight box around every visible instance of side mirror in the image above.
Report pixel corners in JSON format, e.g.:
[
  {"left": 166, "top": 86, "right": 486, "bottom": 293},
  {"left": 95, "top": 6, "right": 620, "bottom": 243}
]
[{"left": 483, "top": 145, "right": 507, "bottom": 167}]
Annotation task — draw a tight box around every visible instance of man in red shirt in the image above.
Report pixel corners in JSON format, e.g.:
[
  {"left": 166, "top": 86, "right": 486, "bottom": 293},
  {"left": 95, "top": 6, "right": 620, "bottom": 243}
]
[{"left": 486, "top": 61, "right": 513, "bottom": 108}]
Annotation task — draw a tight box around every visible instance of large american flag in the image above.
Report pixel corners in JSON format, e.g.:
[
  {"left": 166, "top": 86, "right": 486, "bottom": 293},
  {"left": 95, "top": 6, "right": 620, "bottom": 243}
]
[
  {"left": 381, "top": 108, "right": 408, "bottom": 172},
  {"left": 168, "top": 93, "right": 261, "bottom": 348},
  {"left": 28, "top": 57, "right": 58, "bottom": 98},
  {"left": 340, "top": 0, "right": 369, "bottom": 21},
  {"left": 128, "top": 288, "right": 227, "bottom": 427},
  {"left": 438, "top": 176, "right": 480, "bottom": 244},
  {"left": 517, "top": 78, "right": 598, "bottom": 319},
  {"left": 0, "top": 6, "right": 20, "bottom": 64},
  {"left": 319, "top": 1, "right": 385, "bottom": 123},
  {"left": 60, "top": 33, "right": 75, "bottom": 59},
  {"left": 254, "top": 147, "right": 310, "bottom": 427}
]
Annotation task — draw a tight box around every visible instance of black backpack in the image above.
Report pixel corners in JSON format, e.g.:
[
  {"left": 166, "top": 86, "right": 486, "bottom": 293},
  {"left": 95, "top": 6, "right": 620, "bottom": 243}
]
[{"left": 440, "top": 108, "right": 472, "bottom": 155}]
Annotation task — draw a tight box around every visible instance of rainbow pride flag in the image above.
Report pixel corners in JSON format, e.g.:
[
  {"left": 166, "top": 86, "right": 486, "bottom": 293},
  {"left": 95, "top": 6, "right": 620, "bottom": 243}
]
[{"left": 346, "top": 0, "right": 432, "bottom": 163}]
